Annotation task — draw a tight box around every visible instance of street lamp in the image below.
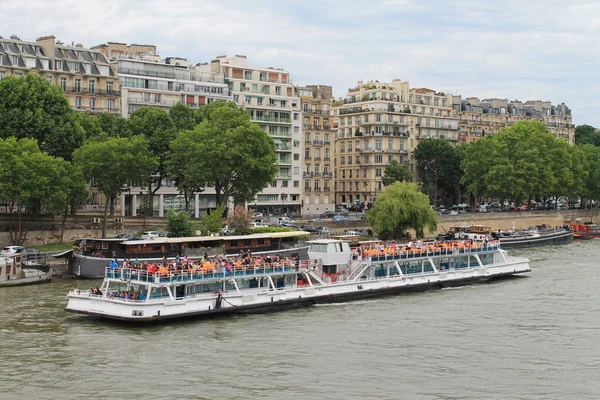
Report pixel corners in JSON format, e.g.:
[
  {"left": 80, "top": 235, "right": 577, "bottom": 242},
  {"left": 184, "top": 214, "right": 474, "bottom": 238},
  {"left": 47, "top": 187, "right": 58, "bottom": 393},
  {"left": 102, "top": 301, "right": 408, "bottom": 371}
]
[
  {"left": 281, "top": 193, "right": 286, "bottom": 216},
  {"left": 424, "top": 161, "right": 439, "bottom": 209}
]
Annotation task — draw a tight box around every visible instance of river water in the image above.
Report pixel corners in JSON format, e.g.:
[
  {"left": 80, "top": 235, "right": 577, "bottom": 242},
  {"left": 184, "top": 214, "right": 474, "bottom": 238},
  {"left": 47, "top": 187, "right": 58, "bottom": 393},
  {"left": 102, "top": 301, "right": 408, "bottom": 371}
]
[{"left": 1, "top": 241, "right": 599, "bottom": 400}]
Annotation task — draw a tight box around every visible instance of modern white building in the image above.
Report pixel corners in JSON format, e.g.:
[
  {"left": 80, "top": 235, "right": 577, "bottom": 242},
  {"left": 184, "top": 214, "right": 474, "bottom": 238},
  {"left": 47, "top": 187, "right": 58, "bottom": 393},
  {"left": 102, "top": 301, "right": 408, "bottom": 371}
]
[{"left": 198, "top": 55, "right": 303, "bottom": 216}]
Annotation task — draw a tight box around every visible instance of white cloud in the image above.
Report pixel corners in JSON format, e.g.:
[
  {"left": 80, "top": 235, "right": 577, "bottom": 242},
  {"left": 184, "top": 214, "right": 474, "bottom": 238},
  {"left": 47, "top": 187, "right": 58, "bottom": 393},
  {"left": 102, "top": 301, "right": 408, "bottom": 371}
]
[{"left": 1, "top": 0, "right": 597, "bottom": 124}]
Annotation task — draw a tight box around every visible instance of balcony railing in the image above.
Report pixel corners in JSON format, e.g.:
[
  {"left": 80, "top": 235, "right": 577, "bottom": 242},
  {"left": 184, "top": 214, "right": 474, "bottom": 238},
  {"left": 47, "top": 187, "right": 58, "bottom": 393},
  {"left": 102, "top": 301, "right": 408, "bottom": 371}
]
[
  {"left": 323, "top": 172, "right": 333, "bottom": 178},
  {"left": 128, "top": 97, "right": 180, "bottom": 106},
  {"left": 268, "top": 131, "right": 292, "bottom": 137},
  {"left": 73, "top": 105, "right": 120, "bottom": 114},
  {"left": 252, "top": 115, "right": 292, "bottom": 124},
  {"left": 312, "top": 140, "right": 323, "bottom": 146},
  {"left": 65, "top": 86, "right": 121, "bottom": 96}
]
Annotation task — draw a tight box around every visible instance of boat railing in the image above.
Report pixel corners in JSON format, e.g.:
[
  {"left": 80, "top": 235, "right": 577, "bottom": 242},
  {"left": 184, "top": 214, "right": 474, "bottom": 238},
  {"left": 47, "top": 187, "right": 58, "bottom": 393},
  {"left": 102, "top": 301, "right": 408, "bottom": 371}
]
[
  {"left": 362, "top": 241, "right": 500, "bottom": 263},
  {"left": 105, "top": 261, "right": 308, "bottom": 283}
]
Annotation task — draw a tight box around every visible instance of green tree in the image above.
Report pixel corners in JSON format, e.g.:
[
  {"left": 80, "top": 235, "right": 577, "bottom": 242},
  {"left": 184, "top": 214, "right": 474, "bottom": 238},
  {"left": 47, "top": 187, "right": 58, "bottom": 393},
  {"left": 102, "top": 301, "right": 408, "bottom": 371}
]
[
  {"left": 166, "top": 209, "right": 196, "bottom": 238},
  {"left": 75, "top": 113, "right": 103, "bottom": 141},
  {"left": 382, "top": 159, "right": 413, "bottom": 186},
  {"left": 97, "top": 113, "right": 133, "bottom": 138},
  {"left": 0, "top": 74, "right": 84, "bottom": 160},
  {"left": 201, "top": 203, "right": 225, "bottom": 234},
  {"left": 169, "top": 103, "right": 197, "bottom": 131},
  {"left": 366, "top": 181, "right": 437, "bottom": 239},
  {"left": 227, "top": 205, "right": 251, "bottom": 235},
  {"left": 129, "top": 106, "right": 177, "bottom": 209},
  {"left": 0, "top": 137, "right": 76, "bottom": 244},
  {"left": 73, "top": 136, "right": 158, "bottom": 238},
  {"left": 575, "top": 124, "right": 599, "bottom": 146},
  {"left": 168, "top": 101, "right": 278, "bottom": 208},
  {"left": 414, "top": 138, "right": 462, "bottom": 206}
]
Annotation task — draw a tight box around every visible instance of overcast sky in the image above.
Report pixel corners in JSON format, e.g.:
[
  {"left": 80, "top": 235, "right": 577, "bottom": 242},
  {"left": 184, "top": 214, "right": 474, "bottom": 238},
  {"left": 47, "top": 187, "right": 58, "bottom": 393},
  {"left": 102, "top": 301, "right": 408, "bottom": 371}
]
[{"left": 2, "top": 0, "right": 598, "bottom": 125}]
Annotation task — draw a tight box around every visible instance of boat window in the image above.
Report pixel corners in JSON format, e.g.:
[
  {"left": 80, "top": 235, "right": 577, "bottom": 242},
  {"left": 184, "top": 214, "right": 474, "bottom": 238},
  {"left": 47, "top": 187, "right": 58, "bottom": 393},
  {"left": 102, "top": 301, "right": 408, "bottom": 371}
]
[
  {"left": 480, "top": 254, "right": 494, "bottom": 265},
  {"left": 244, "top": 240, "right": 252, "bottom": 246},
  {"left": 310, "top": 243, "right": 328, "bottom": 253},
  {"left": 229, "top": 241, "right": 237, "bottom": 247},
  {"left": 258, "top": 239, "right": 265, "bottom": 245},
  {"left": 423, "top": 261, "right": 434, "bottom": 273},
  {"left": 435, "top": 258, "right": 451, "bottom": 271},
  {"left": 469, "top": 255, "right": 479, "bottom": 267},
  {"left": 105, "top": 282, "right": 149, "bottom": 300},
  {"left": 399, "top": 261, "right": 422, "bottom": 274},
  {"left": 455, "top": 256, "right": 469, "bottom": 269},
  {"left": 224, "top": 281, "right": 236, "bottom": 291},
  {"left": 342, "top": 242, "right": 351, "bottom": 252}
]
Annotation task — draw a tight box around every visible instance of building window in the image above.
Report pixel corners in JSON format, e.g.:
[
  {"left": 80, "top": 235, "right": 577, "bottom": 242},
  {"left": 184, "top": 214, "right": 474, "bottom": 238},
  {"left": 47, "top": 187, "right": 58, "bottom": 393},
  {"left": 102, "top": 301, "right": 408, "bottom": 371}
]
[
  {"left": 282, "top": 180, "right": 288, "bottom": 188},
  {"left": 89, "top": 80, "right": 95, "bottom": 94},
  {"left": 56, "top": 60, "right": 63, "bottom": 70},
  {"left": 257, "top": 98, "right": 263, "bottom": 106},
  {"left": 60, "top": 77, "right": 67, "bottom": 91},
  {"left": 294, "top": 153, "right": 299, "bottom": 161},
  {"left": 75, "top": 97, "right": 82, "bottom": 109},
  {"left": 75, "top": 79, "right": 81, "bottom": 92},
  {"left": 375, "top": 139, "right": 382, "bottom": 150},
  {"left": 107, "top": 99, "right": 114, "bottom": 111},
  {"left": 375, "top": 155, "right": 383, "bottom": 164},
  {"left": 106, "top": 81, "right": 113, "bottom": 94},
  {"left": 294, "top": 180, "right": 299, "bottom": 188},
  {"left": 89, "top": 98, "right": 96, "bottom": 111}
]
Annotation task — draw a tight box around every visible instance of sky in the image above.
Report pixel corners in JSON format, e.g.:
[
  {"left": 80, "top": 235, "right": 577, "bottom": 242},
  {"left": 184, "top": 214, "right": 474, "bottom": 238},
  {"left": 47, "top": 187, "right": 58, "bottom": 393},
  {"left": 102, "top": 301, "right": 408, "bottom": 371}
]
[{"left": 2, "top": 0, "right": 599, "bottom": 126}]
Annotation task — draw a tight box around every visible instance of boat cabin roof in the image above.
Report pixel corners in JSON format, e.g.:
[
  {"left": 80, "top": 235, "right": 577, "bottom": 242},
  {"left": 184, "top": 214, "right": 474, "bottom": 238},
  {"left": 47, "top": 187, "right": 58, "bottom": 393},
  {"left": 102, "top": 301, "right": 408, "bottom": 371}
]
[{"left": 307, "top": 238, "right": 346, "bottom": 244}]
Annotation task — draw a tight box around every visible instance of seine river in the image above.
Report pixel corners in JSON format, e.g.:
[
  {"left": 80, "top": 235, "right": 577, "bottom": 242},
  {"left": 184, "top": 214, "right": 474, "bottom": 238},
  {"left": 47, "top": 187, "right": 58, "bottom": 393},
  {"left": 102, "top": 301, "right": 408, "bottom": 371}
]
[{"left": 1, "top": 241, "right": 599, "bottom": 400}]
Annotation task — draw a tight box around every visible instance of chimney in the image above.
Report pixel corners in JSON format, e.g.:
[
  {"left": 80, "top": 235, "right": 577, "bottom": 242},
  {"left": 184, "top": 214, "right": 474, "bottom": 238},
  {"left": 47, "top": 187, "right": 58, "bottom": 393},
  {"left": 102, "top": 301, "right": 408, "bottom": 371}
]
[{"left": 10, "top": 35, "right": 21, "bottom": 40}]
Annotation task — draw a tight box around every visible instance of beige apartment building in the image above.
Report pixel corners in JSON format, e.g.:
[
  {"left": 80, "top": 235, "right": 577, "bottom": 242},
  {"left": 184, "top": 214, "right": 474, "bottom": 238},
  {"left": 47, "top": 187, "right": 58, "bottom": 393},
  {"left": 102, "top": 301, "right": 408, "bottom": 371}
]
[
  {"left": 452, "top": 96, "right": 574, "bottom": 144},
  {"left": 297, "top": 85, "right": 335, "bottom": 215},
  {"left": 332, "top": 80, "right": 459, "bottom": 206},
  {"left": 0, "top": 35, "right": 120, "bottom": 114},
  {"left": 198, "top": 55, "right": 302, "bottom": 216}
]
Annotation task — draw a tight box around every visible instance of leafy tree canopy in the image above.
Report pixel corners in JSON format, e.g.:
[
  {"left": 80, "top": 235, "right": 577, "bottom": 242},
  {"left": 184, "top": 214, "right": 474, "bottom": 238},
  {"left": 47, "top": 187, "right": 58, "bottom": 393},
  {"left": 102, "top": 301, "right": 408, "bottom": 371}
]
[
  {"left": 366, "top": 181, "right": 437, "bottom": 239},
  {"left": 382, "top": 159, "right": 413, "bottom": 186},
  {"left": 575, "top": 124, "right": 600, "bottom": 146},
  {"left": 97, "top": 113, "right": 133, "bottom": 138},
  {"left": 169, "top": 103, "right": 197, "bottom": 132},
  {"left": 0, "top": 74, "right": 84, "bottom": 160},
  {"left": 73, "top": 135, "right": 158, "bottom": 237},
  {"left": 414, "top": 138, "right": 463, "bottom": 203},
  {"left": 166, "top": 209, "right": 196, "bottom": 238},
  {"left": 167, "top": 101, "right": 278, "bottom": 207},
  {"left": 228, "top": 205, "right": 252, "bottom": 236},
  {"left": 201, "top": 203, "right": 225, "bottom": 234}
]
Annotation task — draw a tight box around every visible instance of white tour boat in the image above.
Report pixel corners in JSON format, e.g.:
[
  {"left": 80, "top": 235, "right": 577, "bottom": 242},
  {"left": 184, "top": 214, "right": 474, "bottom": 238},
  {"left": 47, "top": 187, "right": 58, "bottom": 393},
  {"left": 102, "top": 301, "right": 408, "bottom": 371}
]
[{"left": 65, "top": 239, "right": 530, "bottom": 322}]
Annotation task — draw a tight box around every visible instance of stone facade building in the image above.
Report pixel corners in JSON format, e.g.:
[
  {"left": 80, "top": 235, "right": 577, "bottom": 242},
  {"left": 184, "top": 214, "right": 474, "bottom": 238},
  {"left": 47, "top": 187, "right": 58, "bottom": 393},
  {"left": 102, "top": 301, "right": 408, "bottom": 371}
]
[{"left": 0, "top": 35, "right": 120, "bottom": 114}]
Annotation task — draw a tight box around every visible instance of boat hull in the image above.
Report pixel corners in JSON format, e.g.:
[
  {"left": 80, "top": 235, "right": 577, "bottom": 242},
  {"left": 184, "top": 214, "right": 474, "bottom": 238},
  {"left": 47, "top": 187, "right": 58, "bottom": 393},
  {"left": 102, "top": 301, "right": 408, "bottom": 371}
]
[
  {"left": 0, "top": 268, "right": 52, "bottom": 287},
  {"left": 499, "top": 230, "right": 573, "bottom": 249},
  {"left": 65, "top": 258, "right": 530, "bottom": 323}
]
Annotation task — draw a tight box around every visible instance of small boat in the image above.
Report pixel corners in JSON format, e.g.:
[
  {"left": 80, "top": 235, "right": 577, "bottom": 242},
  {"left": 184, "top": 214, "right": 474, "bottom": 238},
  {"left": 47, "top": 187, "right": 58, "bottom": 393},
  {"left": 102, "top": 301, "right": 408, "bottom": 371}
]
[
  {"left": 65, "top": 238, "right": 530, "bottom": 323},
  {"left": 56, "top": 231, "right": 310, "bottom": 279},
  {"left": 0, "top": 254, "right": 52, "bottom": 287},
  {"left": 567, "top": 220, "right": 600, "bottom": 239},
  {"left": 439, "top": 224, "right": 573, "bottom": 249}
]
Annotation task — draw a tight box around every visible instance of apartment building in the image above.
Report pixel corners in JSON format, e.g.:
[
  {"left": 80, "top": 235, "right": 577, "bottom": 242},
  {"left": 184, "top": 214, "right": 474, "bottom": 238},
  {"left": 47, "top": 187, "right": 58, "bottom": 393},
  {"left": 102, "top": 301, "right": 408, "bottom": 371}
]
[
  {"left": 332, "top": 80, "right": 459, "bottom": 206},
  {"left": 452, "top": 96, "right": 574, "bottom": 144},
  {"left": 199, "top": 55, "right": 302, "bottom": 216},
  {"left": 0, "top": 35, "right": 120, "bottom": 114},
  {"left": 92, "top": 42, "right": 229, "bottom": 118},
  {"left": 298, "top": 85, "right": 335, "bottom": 215}
]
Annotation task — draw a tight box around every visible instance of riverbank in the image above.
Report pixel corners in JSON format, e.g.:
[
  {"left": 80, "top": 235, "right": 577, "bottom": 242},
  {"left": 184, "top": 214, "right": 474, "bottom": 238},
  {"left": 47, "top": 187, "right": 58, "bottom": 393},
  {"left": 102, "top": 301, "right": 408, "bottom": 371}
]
[{"left": 0, "top": 209, "right": 593, "bottom": 248}]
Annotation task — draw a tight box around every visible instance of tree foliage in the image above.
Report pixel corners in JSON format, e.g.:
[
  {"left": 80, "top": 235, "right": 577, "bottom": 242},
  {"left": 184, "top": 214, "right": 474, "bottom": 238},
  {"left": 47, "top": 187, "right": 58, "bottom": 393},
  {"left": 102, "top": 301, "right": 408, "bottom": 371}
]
[
  {"left": 97, "top": 113, "right": 133, "bottom": 138},
  {"left": 169, "top": 103, "right": 197, "bottom": 132},
  {"left": 0, "top": 74, "right": 84, "bottom": 160},
  {"left": 461, "top": 121, "right": 572, "bottom": 206},
  {"left": 414, "top": 138, "right": 463, "bottom": 205},
  {"left": 74, "top": 136, "right": 158, "bottom": 238},
  {"left": 575, "top": 124, "right": 599, "bottom": 146},
  {"left": 0, "top": 137, "right": 76, "bottom": 244},
  {"left": 201, "top": 203, "right": 225, "bottom": 234},
  {"left": 167, "top": 101, "right": 278, "bottom": 207},
  {"left": 366, "top": 181, "right": 437, "bottom": 239},
  {"left": 166, "top": 209, "right": 196, "bottom": 238},
  {"left": 382, "top": 160, "right": 413, "bottom": 186}
]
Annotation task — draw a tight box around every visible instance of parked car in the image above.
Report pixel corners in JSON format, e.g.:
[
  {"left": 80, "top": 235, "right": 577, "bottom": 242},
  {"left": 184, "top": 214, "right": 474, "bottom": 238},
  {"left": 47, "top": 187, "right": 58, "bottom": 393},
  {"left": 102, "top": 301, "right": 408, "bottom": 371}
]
[
  {"left": 249, "top": 222, "right": 269, "bottom": 229},
  {"left": 251, "top": 212, "right": 263, "bottom": 218},
  {"left": 273, "top": 216, "right": 295, "bottom": 226},
  {"left": 220, "top": 225, "right": 232, "bottom": 235},
  {"left": 336, "top": 209, "right": 349, "bottom": 216},
  {"left": 300, "top": 225, "right": 320, "bottom": 234},
  {"left": 141, "top": 231, "right": 162, "bottom": 239},
  {"left": 344, "top": 230, "right": 363, "bottom": 236},
  {"left": 1, "top": 245, "right": 25, "bottom": 256},
  {"left": 115, "top": 233, "right": 140, "bottom": 240},
  {"left": 320, "top": 211, "right": 336, "bottom": 218},
  {"left": 280, "top": 222, "right": 299, "bottom": 229},
  {"left": 332, "top": 215, "right": 346, "bottom": 222}
]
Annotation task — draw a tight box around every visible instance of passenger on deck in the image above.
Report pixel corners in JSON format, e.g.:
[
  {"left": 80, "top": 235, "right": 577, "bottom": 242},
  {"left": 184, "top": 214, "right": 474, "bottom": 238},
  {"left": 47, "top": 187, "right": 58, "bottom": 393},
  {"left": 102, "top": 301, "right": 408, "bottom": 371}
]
[{"left": 109, "top": 259, "right": 118, "bottom": 270}]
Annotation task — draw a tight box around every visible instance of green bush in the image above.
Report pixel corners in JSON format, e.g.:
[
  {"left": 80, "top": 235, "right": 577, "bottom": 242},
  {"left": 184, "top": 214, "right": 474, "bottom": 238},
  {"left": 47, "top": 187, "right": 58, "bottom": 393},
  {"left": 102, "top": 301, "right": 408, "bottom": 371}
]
[{"left": 250, "top": 227, "right": 295, "bottom": 234}]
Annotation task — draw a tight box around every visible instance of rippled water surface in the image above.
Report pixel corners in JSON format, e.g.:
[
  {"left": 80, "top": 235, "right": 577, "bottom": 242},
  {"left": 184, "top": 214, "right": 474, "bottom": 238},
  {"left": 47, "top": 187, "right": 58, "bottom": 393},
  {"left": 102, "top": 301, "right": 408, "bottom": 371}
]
[{"left": 1, "top": 242, "right": 599, "bottom": 399}]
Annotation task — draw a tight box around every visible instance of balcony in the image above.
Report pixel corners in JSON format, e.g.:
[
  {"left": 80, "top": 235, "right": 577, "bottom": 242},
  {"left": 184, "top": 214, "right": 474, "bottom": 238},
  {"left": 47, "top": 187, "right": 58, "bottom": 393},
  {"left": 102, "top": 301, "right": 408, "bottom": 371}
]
[
  {"left": 312, "top": 140, "right": 323, "bottom": 146},
  {"left": 314, "top": 188, "right": 321, "bottom": 192},
  {"left": 304, "top": 187, "right": 312, "bottom": 192},
  {"left": 268, "top": 131, "right": 292, "bottom": 138},
  {"left": 65, "top": 86, "right": 121, "bottom": 96},
  {"left": 324, "top": 140, "right": 331, "bottom": 145},
  {"left": 73, "top": 105, "right": 121, "bottom": 114},
  {"left": 274, "top": 144, "right": 290, "bottom": 151},
  {"left": 128, "top": 97, "right": 180, "bottom": 107},
  {"left": 323, "top": 172, "right": 333, "bottom": 178},
  {"left": 324, "top": 157, "right": 331, "bottom": 161},
  {"left": 276, "top": 174, "right": 291, "bottom": 179},
  {"left": 252, "top": 115, "right": 292, "bottom": 124},
  {"left": 303, "top": 172, "right": 312, "bottom": 178},
  {"left": 313, "top": 156, "right": 321, "bottom": 161}
]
